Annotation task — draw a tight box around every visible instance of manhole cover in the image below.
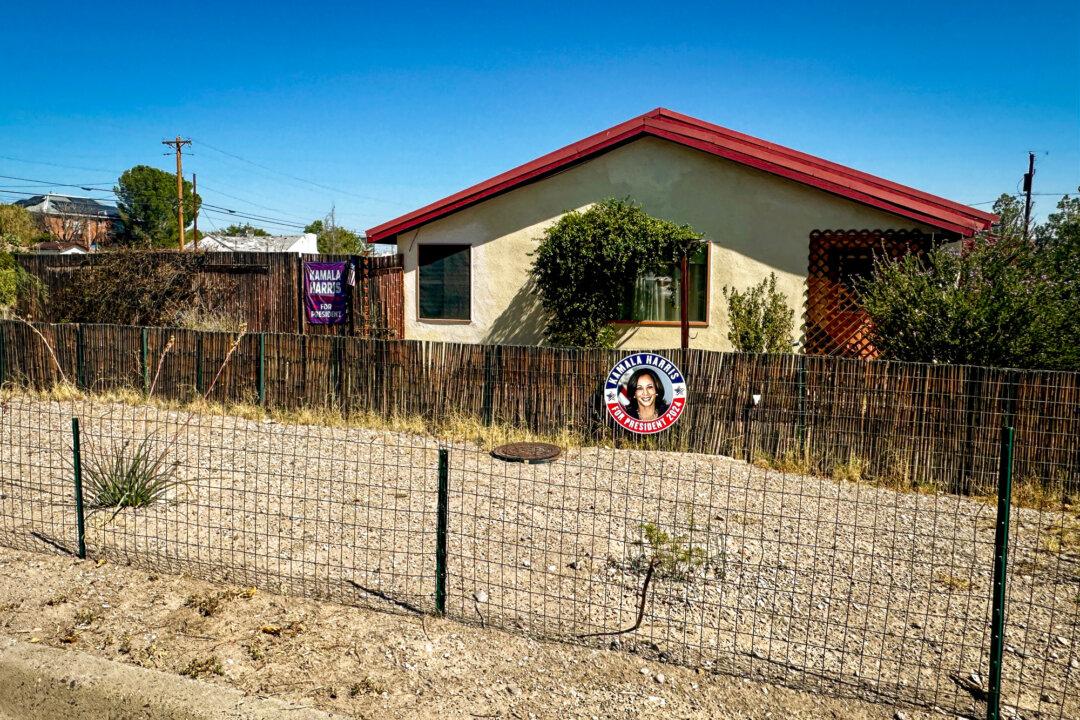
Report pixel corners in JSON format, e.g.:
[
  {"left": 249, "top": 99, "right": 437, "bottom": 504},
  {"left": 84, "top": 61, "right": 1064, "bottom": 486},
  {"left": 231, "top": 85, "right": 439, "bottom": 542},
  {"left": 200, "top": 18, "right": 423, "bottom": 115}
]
[{"left": 491, "top": 442, "right": 562, "bottom": 464}]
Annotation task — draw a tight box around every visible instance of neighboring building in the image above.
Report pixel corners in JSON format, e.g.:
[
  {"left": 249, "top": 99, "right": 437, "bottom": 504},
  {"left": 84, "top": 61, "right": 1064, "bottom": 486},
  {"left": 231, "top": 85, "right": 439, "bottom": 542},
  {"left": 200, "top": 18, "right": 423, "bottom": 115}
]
[
  {"left": 15, "top": 194, "right": 120, "bottom": 250},
  {"left": 196, "top": 232, "right": 319, "bottom": 254},
  {"left": 29, "top": 241, "right": 89, "bottom": 255},
  {"left": 366, "top": 108, "right": 995, "bottom": 355}
]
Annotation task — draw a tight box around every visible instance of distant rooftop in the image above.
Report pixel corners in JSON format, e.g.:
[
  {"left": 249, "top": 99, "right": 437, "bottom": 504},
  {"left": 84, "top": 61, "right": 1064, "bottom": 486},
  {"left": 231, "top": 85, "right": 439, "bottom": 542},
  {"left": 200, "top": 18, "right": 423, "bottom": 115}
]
[
  {"left": 14, "top": 193, "right": 120, "bottom": 219},
  {"left": 197, "top": 232, "right": 318, "bottom": 254}
]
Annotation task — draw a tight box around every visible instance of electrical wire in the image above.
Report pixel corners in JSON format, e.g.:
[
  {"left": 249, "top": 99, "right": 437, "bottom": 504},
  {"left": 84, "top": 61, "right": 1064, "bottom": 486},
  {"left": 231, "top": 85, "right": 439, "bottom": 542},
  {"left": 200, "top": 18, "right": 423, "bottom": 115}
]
[
  {"left": 0, "top": 154, "right": 120, "bottom": 174},
  {"left": 194, "top": 139, "right": 407, "bottom": 206}
]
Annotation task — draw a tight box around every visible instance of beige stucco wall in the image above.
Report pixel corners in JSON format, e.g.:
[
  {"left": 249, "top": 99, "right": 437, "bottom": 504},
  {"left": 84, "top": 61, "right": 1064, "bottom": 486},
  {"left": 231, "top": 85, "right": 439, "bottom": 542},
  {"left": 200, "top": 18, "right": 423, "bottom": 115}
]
[{"left": 395, "top": 136, "right": 939, "bottom": 349}]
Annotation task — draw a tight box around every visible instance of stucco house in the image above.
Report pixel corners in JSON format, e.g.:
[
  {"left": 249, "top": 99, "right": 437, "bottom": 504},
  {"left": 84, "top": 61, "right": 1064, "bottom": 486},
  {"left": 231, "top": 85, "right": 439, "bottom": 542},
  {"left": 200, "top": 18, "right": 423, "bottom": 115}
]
[{"left": 366, "top": 109, "right": 995, "bottom": 354}]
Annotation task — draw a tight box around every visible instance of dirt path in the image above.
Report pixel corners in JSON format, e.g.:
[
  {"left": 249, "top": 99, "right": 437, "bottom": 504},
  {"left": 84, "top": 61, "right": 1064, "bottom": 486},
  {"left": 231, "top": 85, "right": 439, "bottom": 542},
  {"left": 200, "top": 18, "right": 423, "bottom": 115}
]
[{"left": 0, "top": 544, "right": 922, "bottom": 719}]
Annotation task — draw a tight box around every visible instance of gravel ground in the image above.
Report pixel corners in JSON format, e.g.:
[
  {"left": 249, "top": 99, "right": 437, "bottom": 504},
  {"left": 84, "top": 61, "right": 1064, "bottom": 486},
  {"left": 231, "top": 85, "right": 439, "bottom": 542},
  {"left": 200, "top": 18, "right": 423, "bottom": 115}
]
[
  {"left": 1, "top": 394, "right": 1077, "bottom": 719},
  {"left": 0, "top": 545, "right": 904, "bottom": 720}
]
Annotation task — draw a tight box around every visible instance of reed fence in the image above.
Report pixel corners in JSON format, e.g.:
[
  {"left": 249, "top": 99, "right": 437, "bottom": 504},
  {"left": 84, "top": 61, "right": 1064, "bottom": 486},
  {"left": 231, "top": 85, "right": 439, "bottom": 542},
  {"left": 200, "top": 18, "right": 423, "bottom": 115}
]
[
  {"left": 12, "top": 251, "right": 404, "bottom": 338},
  {"left": 1, "top": 320, "right": 1078, "bottom": 498}
]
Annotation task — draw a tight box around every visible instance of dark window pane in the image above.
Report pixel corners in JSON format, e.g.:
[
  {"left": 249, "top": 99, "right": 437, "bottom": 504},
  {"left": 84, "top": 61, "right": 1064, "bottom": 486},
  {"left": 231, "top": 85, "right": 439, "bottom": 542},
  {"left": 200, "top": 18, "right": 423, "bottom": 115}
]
[{"left": 418, "top": 244, "right": 471, "bottom": 320}]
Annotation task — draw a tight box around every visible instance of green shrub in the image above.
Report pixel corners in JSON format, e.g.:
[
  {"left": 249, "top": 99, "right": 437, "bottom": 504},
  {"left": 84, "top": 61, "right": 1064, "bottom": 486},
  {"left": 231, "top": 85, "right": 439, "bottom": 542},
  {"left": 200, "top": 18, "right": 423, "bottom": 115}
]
[
  {"left": 638, "top": 521, "right": 708, "bottom": 582},
  {"left": 530, "top": 199, "right": 704, "bottom": 347},
  {"left": 722, "top": 272, "right": 795, "bottom": 353},
  {"left": 0, "top": 268, "right": 15, "bottom": 309},
  {"left": 85, "top": 438, "right": 178, "bottom": 509},
  {"left": 859, "top": 191, "right": 1080, "bottom": 370}
]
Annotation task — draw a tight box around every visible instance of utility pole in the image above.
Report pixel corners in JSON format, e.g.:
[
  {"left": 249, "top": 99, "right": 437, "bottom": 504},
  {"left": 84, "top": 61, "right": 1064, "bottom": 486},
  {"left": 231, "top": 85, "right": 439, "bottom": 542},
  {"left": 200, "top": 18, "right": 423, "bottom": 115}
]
[
  {"left": 162, "top": 136, "right": 192, "bottom": 250},
  {"left": 1022, "top": 152, "right": 1035, "bottom": 242},
  {"left": 192, "top": 173, "right": 199, "bottom": 250}
]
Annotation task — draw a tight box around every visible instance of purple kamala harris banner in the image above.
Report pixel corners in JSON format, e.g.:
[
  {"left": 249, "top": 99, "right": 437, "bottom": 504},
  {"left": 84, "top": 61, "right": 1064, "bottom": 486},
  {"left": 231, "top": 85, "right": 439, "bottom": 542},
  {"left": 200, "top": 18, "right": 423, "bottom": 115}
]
[{"left": 303, "top": 261, "right": 349, "bottom": 324}]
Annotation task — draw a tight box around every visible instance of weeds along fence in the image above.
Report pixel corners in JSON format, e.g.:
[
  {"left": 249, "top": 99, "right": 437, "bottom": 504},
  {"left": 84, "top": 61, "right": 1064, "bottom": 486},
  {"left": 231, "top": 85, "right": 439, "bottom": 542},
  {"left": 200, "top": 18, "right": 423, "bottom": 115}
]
[
  {"left": 1, "top": 320, "right": 1079, "bottom": 498},
  {"left": 0, "top": 394, "right": 1076, "bottom": 718},
  {"left": 12, "top": 252, "right": 405, "bottom": 338}
]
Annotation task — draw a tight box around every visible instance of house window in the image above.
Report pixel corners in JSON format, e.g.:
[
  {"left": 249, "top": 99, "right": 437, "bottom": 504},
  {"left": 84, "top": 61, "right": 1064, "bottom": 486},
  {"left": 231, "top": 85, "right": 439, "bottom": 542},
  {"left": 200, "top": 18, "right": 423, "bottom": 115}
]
[
  {"left": 418, "top": 244, "right": 471, "bottom": 320},
  {"left": 619, "top": 246, "right": 708, "bottom": 323},
  {"left": 829, "top": 248, "right": 876, "bottom": 293}
]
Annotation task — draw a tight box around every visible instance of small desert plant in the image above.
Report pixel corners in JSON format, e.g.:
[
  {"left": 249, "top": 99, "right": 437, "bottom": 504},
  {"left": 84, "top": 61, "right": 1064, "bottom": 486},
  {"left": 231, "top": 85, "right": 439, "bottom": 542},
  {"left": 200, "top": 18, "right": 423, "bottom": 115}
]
[
  {"left": 181, "top": 656, "right": 224, "bottom": 678},
  {"left": 722, "top": 273, "right": 795, "bottom": 353},
  {"left": 639, "top": 521, "right": 708, "bottom": 582},
  {"left": 582, "top": 519, "right": 710, "bottom": 640},
  {"left": 185, "top": 592, "right": 223, "bottom": 617},
  {"left": 84, "top": 437, "right": 178, "bottom": 509}
]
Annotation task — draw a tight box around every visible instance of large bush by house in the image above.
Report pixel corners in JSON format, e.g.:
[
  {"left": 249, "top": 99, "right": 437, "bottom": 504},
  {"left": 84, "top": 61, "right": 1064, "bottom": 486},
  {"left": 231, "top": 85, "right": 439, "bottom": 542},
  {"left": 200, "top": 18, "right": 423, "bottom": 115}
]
[
  {"left": 860, "top": 191, "right": 1080, "bottom": 370},
  {"left": 530, "top": 199, "right": 704, "bottom": 347}
]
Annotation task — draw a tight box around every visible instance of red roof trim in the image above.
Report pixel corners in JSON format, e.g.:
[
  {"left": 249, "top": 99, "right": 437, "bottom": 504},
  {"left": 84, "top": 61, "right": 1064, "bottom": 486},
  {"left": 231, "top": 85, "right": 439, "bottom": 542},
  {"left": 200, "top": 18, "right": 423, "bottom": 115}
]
[{"left": 367, "top": 109, "right": 996, "bottom": 242}]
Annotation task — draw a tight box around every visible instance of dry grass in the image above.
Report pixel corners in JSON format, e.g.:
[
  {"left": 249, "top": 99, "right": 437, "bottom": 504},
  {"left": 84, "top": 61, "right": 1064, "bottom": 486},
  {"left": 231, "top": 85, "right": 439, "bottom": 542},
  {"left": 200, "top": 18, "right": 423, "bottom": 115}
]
[
  {"left": 1040, "top": 518, "right": 1080, "bottom": 556},
  {"left": 3, "top": 384, "right": 594, "bottom": 452},
  {"left": 184, "top": 587, "right": 258, "bottom": 617},
  {"left": 934, "top": 572, "right": 974, "bottom": 592},
  {"left": 173, "top": 307, "right": 247, "bottom": 333},
  {"left": 181, "top": 656, "right": 224, "bottom": 678}
]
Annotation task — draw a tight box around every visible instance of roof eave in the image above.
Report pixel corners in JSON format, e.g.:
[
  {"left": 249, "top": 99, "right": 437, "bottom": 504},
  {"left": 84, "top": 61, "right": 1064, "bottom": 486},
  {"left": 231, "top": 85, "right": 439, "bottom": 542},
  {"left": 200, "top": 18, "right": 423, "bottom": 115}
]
[{"left": 367, "top": 110, "right": 995, "bottom": 241}]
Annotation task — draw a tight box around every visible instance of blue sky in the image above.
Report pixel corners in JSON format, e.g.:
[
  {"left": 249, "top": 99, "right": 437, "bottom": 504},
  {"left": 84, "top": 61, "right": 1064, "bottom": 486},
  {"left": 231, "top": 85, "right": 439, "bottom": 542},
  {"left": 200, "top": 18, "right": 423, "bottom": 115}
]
[{"left": 1, "top": 1, "right": 1077, "bottom": 235}]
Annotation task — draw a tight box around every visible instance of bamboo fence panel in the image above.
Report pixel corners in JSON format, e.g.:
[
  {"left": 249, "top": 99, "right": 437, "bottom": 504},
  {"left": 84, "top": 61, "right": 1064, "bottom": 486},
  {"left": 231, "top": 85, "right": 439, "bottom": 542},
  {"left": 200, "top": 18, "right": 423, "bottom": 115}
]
[
  {"left": 0, "top": 319, "right": 1077, "bottom": 494},
  {"left": 13, "top": 252, "right": 404, "bottom": 339}
]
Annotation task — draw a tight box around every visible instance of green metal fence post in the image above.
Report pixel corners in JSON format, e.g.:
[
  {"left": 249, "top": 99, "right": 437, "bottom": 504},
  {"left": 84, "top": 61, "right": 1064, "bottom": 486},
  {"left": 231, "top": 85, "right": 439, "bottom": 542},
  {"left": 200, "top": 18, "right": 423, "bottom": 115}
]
[
  {"left": 987, "top": 425, "right": 1015, "bottom": 720},
  {"left": 140, "top": 327, "right": 149, "bottom": 395},
  {"left": 257, "top": 333, "right": 266, "bottom": 407},
  {"left": 435, "top": 448, "right": 450, "bottom": 615},
  {"left": 71, "top": 417, "right": 86, "bottom": 560}
]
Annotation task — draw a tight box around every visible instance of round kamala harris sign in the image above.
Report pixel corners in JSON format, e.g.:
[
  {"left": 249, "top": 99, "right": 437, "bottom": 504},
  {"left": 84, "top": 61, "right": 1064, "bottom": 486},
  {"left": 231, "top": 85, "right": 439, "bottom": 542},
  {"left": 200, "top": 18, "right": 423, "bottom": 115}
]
[{"left": 604, "top": 353, "right": 687, "bottom": 434}]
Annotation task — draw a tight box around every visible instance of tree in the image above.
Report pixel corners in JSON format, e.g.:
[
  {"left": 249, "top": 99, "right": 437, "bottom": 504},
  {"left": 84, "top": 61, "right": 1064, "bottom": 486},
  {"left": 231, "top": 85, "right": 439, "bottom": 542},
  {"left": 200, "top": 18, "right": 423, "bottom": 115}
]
[
  {"left": 0, "top": 204, "right": 44, "bottom": 248},
  {"left": 859, "top": 190, "right": 1080, "bottom": 370},
  {"left": 220, "top": 223, "right": 270, "bottom": 237},
  {"left": 114, "top": 165, "right": 201, "bottom": 247},
  {"left": 529, "top": 199, "right": 704, "bottom": 347},
  {"left": 722, "top": 273, "right": 795, "bottom": 353},
  {"left": 305, "top": 210, "right": 366, "bottom": 254}
]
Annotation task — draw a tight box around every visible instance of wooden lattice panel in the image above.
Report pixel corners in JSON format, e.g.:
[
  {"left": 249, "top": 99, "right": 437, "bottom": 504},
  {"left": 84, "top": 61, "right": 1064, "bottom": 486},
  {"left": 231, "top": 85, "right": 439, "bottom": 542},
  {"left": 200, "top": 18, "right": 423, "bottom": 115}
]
[{"left": 804, "top": 229, "right": 934, "bottom": 359}]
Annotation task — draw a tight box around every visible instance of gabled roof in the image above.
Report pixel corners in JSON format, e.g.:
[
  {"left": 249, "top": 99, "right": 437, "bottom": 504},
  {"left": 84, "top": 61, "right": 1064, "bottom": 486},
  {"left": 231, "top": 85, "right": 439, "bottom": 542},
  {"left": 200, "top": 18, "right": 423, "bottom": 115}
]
[
  {"left": 367, "top": 108, "right": 996, "bottom": 241},
  {"left": 15, "top": 194, "right": 120, "bottom": 219}
]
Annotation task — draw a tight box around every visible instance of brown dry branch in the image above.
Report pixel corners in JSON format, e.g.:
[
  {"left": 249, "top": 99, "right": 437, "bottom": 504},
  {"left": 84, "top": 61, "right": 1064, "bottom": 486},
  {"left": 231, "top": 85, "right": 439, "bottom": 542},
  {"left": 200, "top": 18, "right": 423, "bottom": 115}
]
[
  {"left": 576, "top": 557, "right": 658, "bottom": 639},
  {"left": 146, "top": 335, "right": 175, "bottom": 398},
  {"left": 11, "top": 314, "right": 67, "bottom": 385}
]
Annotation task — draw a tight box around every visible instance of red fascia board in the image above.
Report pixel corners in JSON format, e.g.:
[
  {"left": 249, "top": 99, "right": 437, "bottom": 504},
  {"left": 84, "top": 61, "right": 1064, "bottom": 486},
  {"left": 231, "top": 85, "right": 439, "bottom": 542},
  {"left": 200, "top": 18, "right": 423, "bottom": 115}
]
[
  {"left": 368, "top": 126, "right": 645, "bottom": 242},
  {"left": 644, "top": 126, "right": 979, "bottom": 237},
  {"left": 652, "top": 109, "right": 997, "bottom": 223},
  {"left": 367, "top": 109, "right": 995, "bottom": 241},
  {"left": 644, "top": 119, "right": 990, "bottom": 233},
  {"left": 643, "top": 115, "right": 994, "bottom": 229}
]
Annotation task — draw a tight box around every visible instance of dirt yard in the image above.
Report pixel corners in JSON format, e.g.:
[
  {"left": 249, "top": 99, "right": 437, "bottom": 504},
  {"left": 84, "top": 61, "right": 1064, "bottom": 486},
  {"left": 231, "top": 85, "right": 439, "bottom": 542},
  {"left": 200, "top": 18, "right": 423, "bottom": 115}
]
[
  {"left": 1, "top": 393, "right": 1077, "bottom": 718},
  {"left": 0, "top": 544, "right": 925, "bottom": 719}
]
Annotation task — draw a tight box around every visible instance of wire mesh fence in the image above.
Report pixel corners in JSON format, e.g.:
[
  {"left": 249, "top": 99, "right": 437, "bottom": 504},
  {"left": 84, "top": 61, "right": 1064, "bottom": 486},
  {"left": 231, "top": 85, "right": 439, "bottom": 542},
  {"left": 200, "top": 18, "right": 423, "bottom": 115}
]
[{"left": 0, "top": 356, "right": 1077, "bottom": 718}]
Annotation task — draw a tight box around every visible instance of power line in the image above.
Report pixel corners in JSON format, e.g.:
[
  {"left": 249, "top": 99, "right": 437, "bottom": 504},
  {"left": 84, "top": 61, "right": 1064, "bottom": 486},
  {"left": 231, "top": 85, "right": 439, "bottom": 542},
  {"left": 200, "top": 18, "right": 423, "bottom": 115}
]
[
  {"left": 195, "top": 182, "right": 311, "bottom": 222},
  {"left": 194, "top": 139, "right": 407, "bottom": 206},
  {"left": 0, "top": 154, "right": 120, "bottom": 174},
  {"left": 0, "top": 188, "right": 116, "bottom": 202},
  {"left": 0, "top": 174, "right": 116, "bottom": 193},
  {"left": 966, "top": 192, "right": 1074, "bottom": 206},
  {"left": 200, "top": 208, "right": 306, "bottom": 230}
]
